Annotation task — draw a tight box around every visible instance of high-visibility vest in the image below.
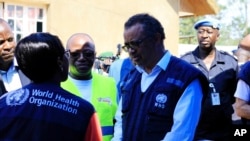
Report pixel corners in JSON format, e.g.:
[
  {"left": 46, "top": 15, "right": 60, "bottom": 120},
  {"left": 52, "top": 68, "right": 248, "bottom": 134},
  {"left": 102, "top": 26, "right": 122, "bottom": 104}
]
[{"left": 61, "top": 72, "right": 118, "bottom": 141}]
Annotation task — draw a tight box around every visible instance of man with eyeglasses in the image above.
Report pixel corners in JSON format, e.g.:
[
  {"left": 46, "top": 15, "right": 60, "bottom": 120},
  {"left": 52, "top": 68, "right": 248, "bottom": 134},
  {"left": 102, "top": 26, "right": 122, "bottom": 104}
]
[
  {"left": 61, "top": 33, "right": 118, "bottom": 141},
  {"left": 0, "top": 18, "right": 30, "bottom": 96},
  {"left": 181, "top": 18, "right": 238, "bottom": 141},
  {"left": 111, "top": 13, "right": 208, "bottom": 141}
]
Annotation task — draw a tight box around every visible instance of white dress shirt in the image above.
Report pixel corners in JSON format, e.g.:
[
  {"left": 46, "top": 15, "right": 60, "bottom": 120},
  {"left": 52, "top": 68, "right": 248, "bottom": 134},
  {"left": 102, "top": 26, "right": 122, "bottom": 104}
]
[
  {"left": 234, "top": 79, "right": 250, "bottom": 101},
  {"left": 0, "top": 59, "right": 22, "bottom": 92}
]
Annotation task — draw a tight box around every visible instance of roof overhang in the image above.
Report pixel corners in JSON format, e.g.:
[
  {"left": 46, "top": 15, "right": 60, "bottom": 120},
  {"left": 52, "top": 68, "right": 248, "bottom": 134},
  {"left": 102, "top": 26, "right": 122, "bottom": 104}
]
[{"left": 179, "top": 0, "right": 219, "bottom": 18}]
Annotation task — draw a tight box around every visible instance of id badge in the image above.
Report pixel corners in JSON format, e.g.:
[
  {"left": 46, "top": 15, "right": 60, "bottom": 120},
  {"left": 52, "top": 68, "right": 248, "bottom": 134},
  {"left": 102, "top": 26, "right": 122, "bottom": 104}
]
[{"left": 211, "top": 93, "right": 220, "bottom": 106}]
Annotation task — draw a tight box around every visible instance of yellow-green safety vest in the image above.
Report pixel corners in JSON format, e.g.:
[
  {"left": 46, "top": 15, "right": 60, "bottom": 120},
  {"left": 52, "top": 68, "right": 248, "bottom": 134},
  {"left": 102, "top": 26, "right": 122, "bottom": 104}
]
[{"left": 61, "top": 72, "right": 118, "bottom": 141}]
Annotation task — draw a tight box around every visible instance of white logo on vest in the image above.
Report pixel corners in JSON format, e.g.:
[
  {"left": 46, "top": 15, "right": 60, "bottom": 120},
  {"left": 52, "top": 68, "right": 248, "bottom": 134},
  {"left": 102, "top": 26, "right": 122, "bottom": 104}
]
[
  {"left": 154, "top": 93, "right": 167, "bottom": 109},
  {"left": 6, "top": 88, "right": 29, "bottom": 106}
]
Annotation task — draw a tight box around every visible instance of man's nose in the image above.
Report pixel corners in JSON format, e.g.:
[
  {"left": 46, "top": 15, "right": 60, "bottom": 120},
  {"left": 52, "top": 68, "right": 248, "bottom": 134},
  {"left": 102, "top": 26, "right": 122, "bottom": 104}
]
[{"left": 201, "top": 32, "right": 208, "bottom": 37}]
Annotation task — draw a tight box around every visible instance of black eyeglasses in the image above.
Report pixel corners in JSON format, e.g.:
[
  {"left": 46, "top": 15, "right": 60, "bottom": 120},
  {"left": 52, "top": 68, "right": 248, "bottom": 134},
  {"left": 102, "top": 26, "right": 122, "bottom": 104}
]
[
  {"left": 122, "top": 36, "right": 150, "bottom": 52},
  {"left": 65, "top": 50, "right": 95, "bottom": 59}
]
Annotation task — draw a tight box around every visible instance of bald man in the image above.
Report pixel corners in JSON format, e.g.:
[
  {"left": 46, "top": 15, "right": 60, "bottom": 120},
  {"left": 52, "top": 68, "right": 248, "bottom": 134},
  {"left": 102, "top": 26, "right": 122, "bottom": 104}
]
[
  {"left": 234, "top": 34, "right": 250, "bottom": 124},
  {"left": 235, "top": 34, "right": 250, "bottom": 67},
  {"left": 61, "top": 33, "right": 118, "bottom": 141},
  {"left": 0, "top": 18, "right": 30, "bottom": 95}
]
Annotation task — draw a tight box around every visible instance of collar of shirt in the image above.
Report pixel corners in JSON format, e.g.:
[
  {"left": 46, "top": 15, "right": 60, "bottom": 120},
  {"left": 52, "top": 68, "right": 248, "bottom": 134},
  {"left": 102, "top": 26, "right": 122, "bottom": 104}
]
[
  {"left": 190, "top": 47, "right": 225, "bottom": 64},
  {"left": 135, "top": 51, "right": 171, "bottom": 74},
  {"left": 0, "top": 58, "right": 18, "bottom": 73},
  {"left": 135, "top": 51, "right": 171, "bottom": 92},
  {"left": 13, "top": 58, "right": 18, "bottom": 68},
  {"left": 0, "top": 58, "right": 22, "bottom": 91},
  {"left": 0, "top": 62, "right": 15, "bottom": 74}
]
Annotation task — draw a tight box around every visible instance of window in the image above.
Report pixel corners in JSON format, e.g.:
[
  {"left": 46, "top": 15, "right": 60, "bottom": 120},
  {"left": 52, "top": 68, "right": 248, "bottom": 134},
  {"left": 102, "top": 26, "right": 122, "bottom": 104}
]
[{"left": 1, "top": 3, "right": 46, "bottom": 42}]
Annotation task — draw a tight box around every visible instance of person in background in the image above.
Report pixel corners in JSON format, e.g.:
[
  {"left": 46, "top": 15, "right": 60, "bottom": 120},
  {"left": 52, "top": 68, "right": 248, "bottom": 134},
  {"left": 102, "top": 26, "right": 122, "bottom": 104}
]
[
  {"left": 234, "top": 34, "right": 250, "bottom": 124},
  {"left": 0, "top": 18, "right": 30, "bottom": 95},
  {"left": 0, "top": 32, "right": 102, "bottom": 141},
  {"left": 93, "top": 57, "right": 113, "bottom": 76},
  {"left": 61, "top": 33, "right": 117, "bottom": 141},
  {"left": 108, "top": 57, "right": 134, "bottom": 100},
  {"left": 234, "top": 34, "right": 250, "bottom": 68},
  {"left": 100, "top": 58, "right": 113, "bottom": 76},
  {"left": 108, "top": 47, "right": 134, "bottom": 85},
  {"left": 231, "top": 34, "right": 250, "bottom": 125},
  {"left": 234, "top": 61, "right": 250, "bottom": 124},
  {"left": 181, "top": 18, "right": 238, "bottom": 141},
  {"left": 112, "top": 13, "right": 208, "bottom": 141},
  {"left": 108, "top": 46, "right": 134, "bottom": 100}
]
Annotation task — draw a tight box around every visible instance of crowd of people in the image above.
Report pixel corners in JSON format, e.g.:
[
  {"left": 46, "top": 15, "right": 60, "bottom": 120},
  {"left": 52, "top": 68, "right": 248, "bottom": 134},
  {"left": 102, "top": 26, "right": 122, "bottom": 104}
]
[{"left": 0, "top": 12, "right": 250, "bottom": 141}]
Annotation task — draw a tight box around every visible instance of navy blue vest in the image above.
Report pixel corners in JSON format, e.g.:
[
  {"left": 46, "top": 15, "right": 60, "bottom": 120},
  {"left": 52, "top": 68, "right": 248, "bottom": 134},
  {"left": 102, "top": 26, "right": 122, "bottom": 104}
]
[
  {"left": 238, "top": 61, "right": 250, "bottom": 86},
  {"left": 121, "top": 56, "right": 208, "bottom": 141},
  {"left": 238, "top": 61, "right": 250, "bottom": 125},
  {"left": 0, "top": 83, "right": 94, "bottom": 141},
  {"left": 117, "top": 58, "right": 134, "bottom": 99}
]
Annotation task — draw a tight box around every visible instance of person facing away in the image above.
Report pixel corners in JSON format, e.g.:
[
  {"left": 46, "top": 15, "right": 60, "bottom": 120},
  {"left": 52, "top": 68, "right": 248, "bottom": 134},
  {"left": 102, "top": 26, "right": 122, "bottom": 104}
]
[
  {"left": 61, "top": 33, "right": 118, "bottom": 141},
  {"left": 181, "top": 18, "right": 238, "bottom": 141},
  {"left": 0, "top": 32, "right": 102, "bottom": 141},
  {"left": 234, "top": 34, "right": 250, "bottom": 124},
  {"left": 111, "top": 13, "right": 208, "bottom": 141},
  {"left": 0, "top": 18, "right": 30, "bottom": 96}
]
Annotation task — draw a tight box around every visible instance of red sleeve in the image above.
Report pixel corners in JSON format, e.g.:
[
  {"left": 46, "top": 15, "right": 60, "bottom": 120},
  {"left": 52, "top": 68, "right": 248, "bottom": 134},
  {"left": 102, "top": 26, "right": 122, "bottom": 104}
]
[{"left": 84, "top": 113, "right": 103, "bottom": 141}]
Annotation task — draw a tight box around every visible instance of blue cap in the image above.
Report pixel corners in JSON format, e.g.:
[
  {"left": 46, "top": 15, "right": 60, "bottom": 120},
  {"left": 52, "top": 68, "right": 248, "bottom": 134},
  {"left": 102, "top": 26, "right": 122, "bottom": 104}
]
[{"left": 194, "top": 18, "right": 220, "bottom": 30}]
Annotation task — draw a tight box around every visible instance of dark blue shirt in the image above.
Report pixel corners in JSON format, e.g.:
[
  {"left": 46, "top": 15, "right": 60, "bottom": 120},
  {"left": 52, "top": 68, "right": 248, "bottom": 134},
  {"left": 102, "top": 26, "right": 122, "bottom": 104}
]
[{"left": 181, "top": 47, "right": 238, "bottom": 140}]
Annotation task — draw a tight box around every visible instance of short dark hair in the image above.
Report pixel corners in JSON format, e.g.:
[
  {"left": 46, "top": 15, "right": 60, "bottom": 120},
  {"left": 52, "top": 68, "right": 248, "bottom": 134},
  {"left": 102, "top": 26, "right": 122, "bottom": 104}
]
[
  {"left": 15, "top": 32, "right": 65, "bottom": 82},
  {"left": 124, "top": 13, "right": 165, "bottom": 40}
]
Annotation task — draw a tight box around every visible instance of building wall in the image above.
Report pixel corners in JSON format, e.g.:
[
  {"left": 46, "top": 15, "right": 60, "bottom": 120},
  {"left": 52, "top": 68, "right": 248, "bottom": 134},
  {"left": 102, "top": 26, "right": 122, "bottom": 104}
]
[{"left": 6, "top": 0, "right": 179, "bottom": 56}]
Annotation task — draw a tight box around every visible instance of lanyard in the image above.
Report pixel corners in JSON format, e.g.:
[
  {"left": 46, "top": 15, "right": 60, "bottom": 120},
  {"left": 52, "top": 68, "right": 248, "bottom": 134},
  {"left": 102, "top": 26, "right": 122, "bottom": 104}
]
[{"left": 209, "top": 82, "right": 216, "bottom": 93}]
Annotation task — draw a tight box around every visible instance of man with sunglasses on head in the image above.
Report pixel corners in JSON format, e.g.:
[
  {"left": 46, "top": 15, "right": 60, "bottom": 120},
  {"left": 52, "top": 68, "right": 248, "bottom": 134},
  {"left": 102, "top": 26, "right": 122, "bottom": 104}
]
[
  {"left": 0, "top": 18, "right": 30, "bottom": 96},
  {"left": 61, "top": 33, "right": 118, "bottom": 141},
  {"left": 111, "top": 13, "right": 208, "bottom": 141}
]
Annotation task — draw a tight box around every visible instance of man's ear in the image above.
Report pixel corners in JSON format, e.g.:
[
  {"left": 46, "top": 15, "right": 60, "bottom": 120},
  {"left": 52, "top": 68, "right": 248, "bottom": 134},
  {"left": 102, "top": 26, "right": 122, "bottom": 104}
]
[
  {"left": 216, "top": 31, "right": 220, "bottom": 41},
  {"left": 217, "top": 32, "right": 220, "bottom": 37}
]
